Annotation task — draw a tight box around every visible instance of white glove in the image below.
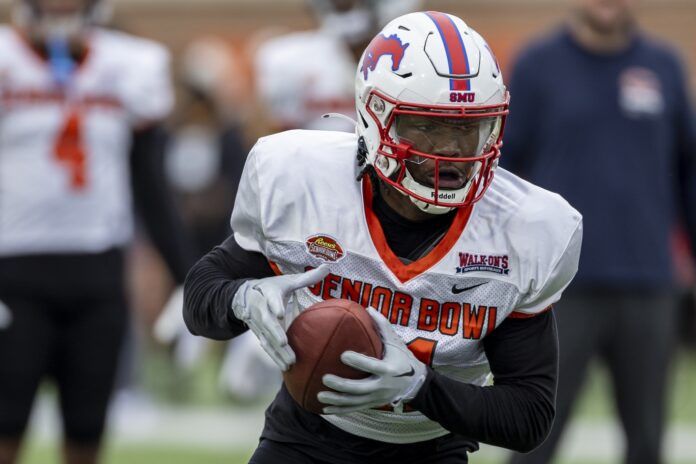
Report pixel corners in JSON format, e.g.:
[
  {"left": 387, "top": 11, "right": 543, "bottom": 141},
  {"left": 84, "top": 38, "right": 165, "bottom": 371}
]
[
  {"left": 318, "top": 308, "right": 427, "bottom": 415},
  {"left": 0, "top": 299, "right": 12, "bottom": 330},
  {"left": 153, "top": 285, "right": 208, "bottom": 370},
  {"left": 153, "top": 286, "right": 185, "bottom": 344},
  {"left": 218, "top": 333, "right": 282, "bottom": 400},
  {"left": 231, "top": 265, "right": 329, "bottom": 371}
]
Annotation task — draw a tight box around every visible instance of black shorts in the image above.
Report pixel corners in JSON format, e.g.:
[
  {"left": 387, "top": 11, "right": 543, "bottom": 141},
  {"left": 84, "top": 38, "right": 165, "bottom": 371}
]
[
  {"left": 250, "top": 386, "right": 475, "bottom": 464},
  {"left": 0, "top": 251, "right": 128, "bottom": 444}
]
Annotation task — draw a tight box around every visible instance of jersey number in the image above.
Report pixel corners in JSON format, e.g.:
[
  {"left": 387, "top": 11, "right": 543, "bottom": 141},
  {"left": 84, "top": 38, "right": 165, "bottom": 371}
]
[
  {"left": 406, "top": 337, "right": 437, "bottom": 366},
  {"left": 54, "top": 111, "right": 87, "bottom": 190}
]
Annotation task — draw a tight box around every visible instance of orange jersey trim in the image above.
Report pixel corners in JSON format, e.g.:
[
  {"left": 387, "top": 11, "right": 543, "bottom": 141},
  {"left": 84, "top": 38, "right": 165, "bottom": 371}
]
[
  {"left": 509, "top": 305, "right": 553, "bottom": 319},
  {"left": 362, "top": 179, "right": 473, "bottom": 284},
  {"left": 268, "top": 261, "right": 282, "bottom": 276}
]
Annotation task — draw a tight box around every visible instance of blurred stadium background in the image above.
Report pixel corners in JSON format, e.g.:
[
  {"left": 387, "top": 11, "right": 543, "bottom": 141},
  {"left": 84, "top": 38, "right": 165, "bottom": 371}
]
[{"left": 0, "top": 0, "right": 694, "bottom": 463}]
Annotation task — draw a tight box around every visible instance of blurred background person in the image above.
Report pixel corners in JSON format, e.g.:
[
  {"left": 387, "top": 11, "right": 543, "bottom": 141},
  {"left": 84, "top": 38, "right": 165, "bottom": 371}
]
[
  {"left": 0, "top": 1, "right": 194, "bottom": 463},
  {"left": 502, "top": 0, "right": 696, "bottom": 463},
  {"left": 167, "top": 37, "right": 249, "bottom": 255},
  {"left": 154, "top": 36, "right": 254, "bottom": 396}
]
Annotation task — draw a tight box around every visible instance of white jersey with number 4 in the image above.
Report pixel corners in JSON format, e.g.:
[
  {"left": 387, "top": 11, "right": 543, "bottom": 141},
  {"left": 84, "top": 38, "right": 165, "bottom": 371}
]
[
  {"left": 232, "top": 129, "right": 583, "bottom": 444},
  {"left": 0, "top": 26, "right": 173, "bottom": 257}
]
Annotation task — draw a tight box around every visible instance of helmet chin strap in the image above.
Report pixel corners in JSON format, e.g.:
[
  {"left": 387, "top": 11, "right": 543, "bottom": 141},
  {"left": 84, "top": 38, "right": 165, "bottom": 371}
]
[{"left": 399, "top": 168, "right": 471, "bottom": 215}]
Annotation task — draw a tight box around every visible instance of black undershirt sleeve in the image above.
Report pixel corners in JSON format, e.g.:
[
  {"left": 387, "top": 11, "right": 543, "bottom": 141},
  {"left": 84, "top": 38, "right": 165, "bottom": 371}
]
[
  {"left": 409, "top": 311, "right": 558, "bottom": 453},
  {"left": 183, "top": 235, "right": 275, "bottom": 340},
  {"left": 130, "top": 125, "right": 197, "bottom": 284}
]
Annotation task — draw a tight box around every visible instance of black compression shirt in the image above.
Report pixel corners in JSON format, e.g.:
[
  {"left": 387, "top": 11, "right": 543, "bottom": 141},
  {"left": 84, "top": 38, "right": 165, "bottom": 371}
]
[{"left": 183, "top": 178, "right": 558, "bottom": 453}]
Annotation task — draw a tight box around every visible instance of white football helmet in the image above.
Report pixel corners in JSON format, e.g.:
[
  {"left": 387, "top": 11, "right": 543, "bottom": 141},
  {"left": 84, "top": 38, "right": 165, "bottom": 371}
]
[
  {"left": 12, "top": 0, "right": 112, "bottom": 37},
  {"left": 355, "top": 11, "right": 509, "bottom": 214}
]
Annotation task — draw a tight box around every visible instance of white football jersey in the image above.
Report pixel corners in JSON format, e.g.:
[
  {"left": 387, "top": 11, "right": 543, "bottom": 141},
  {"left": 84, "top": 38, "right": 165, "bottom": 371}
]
[
  {"left": 232, "top": 130, "right": 583, "bottom": 444},
  {"left": 254, "top": 30, "right": 356, "bottom": 132},
  {"left": 0, "top": 26, "right": 173, "bottom": 256}
]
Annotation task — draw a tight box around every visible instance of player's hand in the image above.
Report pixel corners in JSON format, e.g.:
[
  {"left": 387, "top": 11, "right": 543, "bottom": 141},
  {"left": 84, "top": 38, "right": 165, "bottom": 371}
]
[
  {"left": 0, "top": 299, "right": 12, "bottom": 330},
  {"left": 154, "top": 285, "right": 209, "bottom": 370},
  {"left": 231, "top": 265, "right": 330, "bottom": 372},
  {"left": 319, "top": 308, "right": 427, "bottom": 415},
  {"left": 153, "top": 286, "right": 185, "bottom": 344}
]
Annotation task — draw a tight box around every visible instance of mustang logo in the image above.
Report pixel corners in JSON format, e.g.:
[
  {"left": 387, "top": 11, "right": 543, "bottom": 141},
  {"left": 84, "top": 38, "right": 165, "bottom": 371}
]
[{"left": 360, "top": 34, "right": 409, "bottom": 80}]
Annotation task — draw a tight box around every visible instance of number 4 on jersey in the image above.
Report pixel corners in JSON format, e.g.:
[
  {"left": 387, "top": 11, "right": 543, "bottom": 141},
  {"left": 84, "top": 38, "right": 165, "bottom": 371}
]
[{"left": 54, "top": 110, "right": 87, "bottom": 190}]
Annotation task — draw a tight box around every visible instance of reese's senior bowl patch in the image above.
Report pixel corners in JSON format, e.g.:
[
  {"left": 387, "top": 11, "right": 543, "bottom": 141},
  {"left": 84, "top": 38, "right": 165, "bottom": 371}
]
[{"left": 306, "top": 235, "right": 345, "bottom": 262}]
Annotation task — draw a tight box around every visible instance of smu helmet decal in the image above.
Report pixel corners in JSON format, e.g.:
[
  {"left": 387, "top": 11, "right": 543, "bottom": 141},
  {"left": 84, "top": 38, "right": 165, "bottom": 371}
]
[{"left": 360, "top": 34, "right": 409, "bottom": 80}]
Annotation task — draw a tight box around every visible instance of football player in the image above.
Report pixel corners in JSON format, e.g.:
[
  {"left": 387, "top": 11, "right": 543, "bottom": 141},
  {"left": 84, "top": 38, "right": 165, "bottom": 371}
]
[
  {"left": 0, "top": 1, "right": 193, "bottom": 463},
  {"left": 185, "top": 11, "right": 583, "bottom": 463}
]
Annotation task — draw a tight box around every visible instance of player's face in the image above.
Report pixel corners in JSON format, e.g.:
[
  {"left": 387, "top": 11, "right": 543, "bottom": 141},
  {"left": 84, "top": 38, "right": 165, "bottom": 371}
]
[
  {"left": 395, "top": 114, "right": 496, "bottom": 190},
  {"left": 574, "top": 0, "right": 637, "bottom": 34},
  {"left": 22, "top": 0, "right": 94, "bottom": 42}
]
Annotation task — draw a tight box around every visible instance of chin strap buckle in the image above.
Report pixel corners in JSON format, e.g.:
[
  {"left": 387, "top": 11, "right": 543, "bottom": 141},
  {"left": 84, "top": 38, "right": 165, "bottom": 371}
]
[{"left": 356, "top": 137, "right": 373, "bottom": 182}]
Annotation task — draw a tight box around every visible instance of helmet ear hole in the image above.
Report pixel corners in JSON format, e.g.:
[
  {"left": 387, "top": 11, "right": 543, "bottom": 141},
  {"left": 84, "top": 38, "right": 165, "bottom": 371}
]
[{"left": 370, "top": 97, "right": 386, "bottom": 115}]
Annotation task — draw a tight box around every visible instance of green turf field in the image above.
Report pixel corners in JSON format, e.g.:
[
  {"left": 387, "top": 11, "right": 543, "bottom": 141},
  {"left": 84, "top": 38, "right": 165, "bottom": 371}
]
[
  {"left": 18, "top": 446, "right": 696, "bottom": 464},
  {"left": 18, "top": 351, "right": 696, "bottom": 464},
  {"left": 20, "top": 446, "right": 251, "bottom": 464}
]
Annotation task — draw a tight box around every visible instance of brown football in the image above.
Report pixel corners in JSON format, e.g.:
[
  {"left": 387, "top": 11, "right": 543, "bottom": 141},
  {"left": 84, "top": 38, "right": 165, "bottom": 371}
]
[{"left": 283, "top": 299, "right": 383, "bottom": 414}]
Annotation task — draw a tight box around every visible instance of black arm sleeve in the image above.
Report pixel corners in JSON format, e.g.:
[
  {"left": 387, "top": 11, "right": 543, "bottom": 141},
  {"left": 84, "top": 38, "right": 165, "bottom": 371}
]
[
  {"left": 130, "top": 125, "right": 197, "bottom": 284},
  {"left": 409, "top": 310, "right": 558, "bottom": 453},
  {"left": 183, "top": 234, "right": 275, "bottom": 340}
]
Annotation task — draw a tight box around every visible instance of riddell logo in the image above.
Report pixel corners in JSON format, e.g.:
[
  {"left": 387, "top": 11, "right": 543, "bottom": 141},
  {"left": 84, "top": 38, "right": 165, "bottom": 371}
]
[
  {"left": 306, "top": 235, "right": 345, "bottom": 262},
  {"left": 360, "top": 34, "right": 409, "bottom": 80},
  {"left": 431, "top": 191, "right": 457, "bottom": 200}
]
